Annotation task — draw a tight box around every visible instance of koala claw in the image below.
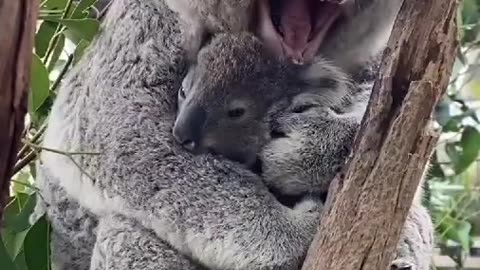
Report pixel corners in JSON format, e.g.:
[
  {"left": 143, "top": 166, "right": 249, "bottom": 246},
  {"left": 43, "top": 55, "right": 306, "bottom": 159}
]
[{"left": 390, "top": 258, "right": 416, "bottom": 270}]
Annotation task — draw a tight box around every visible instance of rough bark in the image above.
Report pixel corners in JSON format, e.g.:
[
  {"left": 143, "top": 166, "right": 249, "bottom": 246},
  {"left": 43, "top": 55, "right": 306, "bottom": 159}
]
[
  {"left": 302, "top": 1, "right": 458, "bottom": 270},
  {"left": 0, "top": 0, "right": 38, "bottom": 218}
]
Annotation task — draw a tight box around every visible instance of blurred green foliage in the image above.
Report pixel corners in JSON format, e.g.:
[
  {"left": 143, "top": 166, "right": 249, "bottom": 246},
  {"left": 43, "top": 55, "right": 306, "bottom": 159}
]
[
  {"left": 1, "top": 1, "right": 100, "bottom": 269},
  {"left": 429, "top": 0, "right": 480, "bottom": 268}
]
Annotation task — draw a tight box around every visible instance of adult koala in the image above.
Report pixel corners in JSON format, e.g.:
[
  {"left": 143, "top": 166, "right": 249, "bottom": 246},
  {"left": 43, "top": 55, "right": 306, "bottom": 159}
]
[{"left": 31, "top": 0, "right": 432, "bottom": 270}]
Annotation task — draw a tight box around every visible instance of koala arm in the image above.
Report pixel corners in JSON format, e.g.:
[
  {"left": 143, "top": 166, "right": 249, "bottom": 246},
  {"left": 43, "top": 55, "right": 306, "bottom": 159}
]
[
  {"left": 40, "top": 1, "right": 319, "bottom": 269},
  {"left": 91, "top": 214, "right": 205, "bottom": 270},
  {"left": 393, "top": 202, "right": 434, "bottom": 270}
]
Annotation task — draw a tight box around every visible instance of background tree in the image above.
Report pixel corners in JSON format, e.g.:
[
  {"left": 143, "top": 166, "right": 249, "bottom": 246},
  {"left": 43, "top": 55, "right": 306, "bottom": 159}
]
[
  {"left": 303, "top": 0, "right": 457, "bottom": 269},
  {"left": 0, "top": 0, "right": 39, "bottom": 218}
]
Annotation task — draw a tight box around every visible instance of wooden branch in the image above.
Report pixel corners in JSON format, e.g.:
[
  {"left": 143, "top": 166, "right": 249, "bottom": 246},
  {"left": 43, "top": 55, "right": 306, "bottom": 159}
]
[
  {"left": 302, "top": 1, "right": 458, "bottom": 270},
  {"left": 0, "top": 0, "right": 38, "bottom": 218}
]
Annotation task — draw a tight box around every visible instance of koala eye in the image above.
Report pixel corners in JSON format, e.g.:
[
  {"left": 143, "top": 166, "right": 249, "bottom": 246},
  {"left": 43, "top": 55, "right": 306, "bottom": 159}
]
[
  {"left": 292, "top": 104, "right": 316, "bottom": 114},
  {"left": 227, "top": 108, "right": 246, "bottom": 119},
  {"left": 178, "top": 86, "right": 186, "bottom": 99}
]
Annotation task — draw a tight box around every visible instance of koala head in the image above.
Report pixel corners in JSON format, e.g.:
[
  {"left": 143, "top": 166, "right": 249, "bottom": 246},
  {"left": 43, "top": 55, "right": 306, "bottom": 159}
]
[
  {"left": 173, "top": 32, "right": 355, "bottom": 167},
  {"left": 260, "top": 92, "right": 364, "bottom": 197},
  {"left": 172, "top": 33, "right": 298, "bottom": 166},
  {"left": 165, "top": 0, "right": 400, "bottom": 69}
]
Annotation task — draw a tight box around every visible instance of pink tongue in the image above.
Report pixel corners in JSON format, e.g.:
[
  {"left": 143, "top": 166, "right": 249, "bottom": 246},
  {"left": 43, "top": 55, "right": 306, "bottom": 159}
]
[{"left": 279, "top": 0, "right": 312, "bottom": 61}]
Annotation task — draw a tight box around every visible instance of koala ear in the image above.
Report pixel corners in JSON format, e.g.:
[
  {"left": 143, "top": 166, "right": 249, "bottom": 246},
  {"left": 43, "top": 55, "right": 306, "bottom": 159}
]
[{"left": 295, "top": 57, "right": 355, "bottom": 108}]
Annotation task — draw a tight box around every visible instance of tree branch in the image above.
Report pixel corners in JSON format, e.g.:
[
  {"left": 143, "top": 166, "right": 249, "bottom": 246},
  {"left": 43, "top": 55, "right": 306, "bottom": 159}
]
[
  {"left": 302, "top": 0, "right": 458, "bottom": 269},
  {"left": 0, "top": 0, "right": 39, "bottom": 218}
]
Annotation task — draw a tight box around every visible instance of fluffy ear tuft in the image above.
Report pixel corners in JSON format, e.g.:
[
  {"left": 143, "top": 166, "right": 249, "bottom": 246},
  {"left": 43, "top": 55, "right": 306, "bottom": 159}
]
[
  {"left": 319, "top": 0, "right": 402, "bottom": 72},
  {"left": 294, "top": 58, "right": 355, "bottom": 108}
]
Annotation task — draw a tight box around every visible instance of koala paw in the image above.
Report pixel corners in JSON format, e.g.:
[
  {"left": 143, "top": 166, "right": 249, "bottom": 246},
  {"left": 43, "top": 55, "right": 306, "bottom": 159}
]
[
  {"left": 390, "top": 258, "right": 416, "bottom": 270},
  {"left": 293, "top": 196, "right": 324, "bottom": 214}
]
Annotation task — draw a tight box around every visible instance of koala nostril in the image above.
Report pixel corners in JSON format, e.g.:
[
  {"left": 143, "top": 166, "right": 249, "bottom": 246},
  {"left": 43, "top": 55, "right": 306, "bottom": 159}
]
[
  {"left": 228, "top": 108, "right": 246, "bottom": 118},
  {"left": 270, "top": 129, "right": 287, "bottom": 139},
  {"left": 182, "top": 140, "right": 197, "bottom": 151}
]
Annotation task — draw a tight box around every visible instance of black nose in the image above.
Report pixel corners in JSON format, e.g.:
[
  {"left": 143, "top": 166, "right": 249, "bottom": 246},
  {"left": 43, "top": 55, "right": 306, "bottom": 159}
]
[{"left": 173, "top": 105, "right": 207, "bottom": 152}]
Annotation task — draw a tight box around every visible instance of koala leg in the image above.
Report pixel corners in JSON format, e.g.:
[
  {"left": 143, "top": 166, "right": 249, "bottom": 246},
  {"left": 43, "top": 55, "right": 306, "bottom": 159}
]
[
  {"left": 32, "top": 166, "right": 97, "bottom": 270},
  {"left": 391, "top": 202, "right": 434, "bottom": 270},
  {"left": 91, "top": 214, "right": 206, "bottom": 270}
]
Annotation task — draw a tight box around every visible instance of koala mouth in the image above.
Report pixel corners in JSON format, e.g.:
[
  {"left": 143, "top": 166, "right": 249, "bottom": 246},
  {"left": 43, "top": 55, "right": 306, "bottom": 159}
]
[{"left": 256, "top": 0, "right": 343, "bottom": 64}]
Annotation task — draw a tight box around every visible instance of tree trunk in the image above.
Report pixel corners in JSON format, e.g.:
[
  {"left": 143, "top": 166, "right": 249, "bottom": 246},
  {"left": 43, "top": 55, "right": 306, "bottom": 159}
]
[
  {"left": 302, "top": 1, "right": 458, "bottom": 270},
  {"left": 0, "top": 0, "right": 38, "bottom": 218}
]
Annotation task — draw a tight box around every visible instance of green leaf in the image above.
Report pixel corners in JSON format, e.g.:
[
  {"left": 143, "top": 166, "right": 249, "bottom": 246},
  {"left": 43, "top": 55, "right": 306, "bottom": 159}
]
[
  {"left": 46, "top": 18, "right": 100, "bottom": 42},
  {"left": 0, "top": 237, "right": 17, "bottom": 270},
  {"left": 24, "top": 216, "right": 50, "bottom": 270},
  {"left": 438, "top": 216, "right": 473, "bottom": 252},
  {"left": 13, "top": 250, "right": 28, "bottom": 270},
  {"left": 455, "top": 126, "right": 480, "bottom": 174},
  {"left": 35, "top": 21, "right": 58, "bottom": 59},
  {"left": 1, "top": 228, "right": 29, "bottom": 260},
  {"left": 428, "top": 152, "right": 445, "bottom": 178},
  {"left": 4, "top": 195, "right": 37, "bottom": 233},
  {"left": 442, "top": 115, "right": 464, "bottom": 132},
  {"left": 42, "top": 0, "right": 68, "bottom": 10},
  {"left": 47, "top": 34, "right": 66, "bottom": 72},
  {"left": 29, "top": 54, "right": 51, "bottom": 112},
  {"left": 73, "top": 39, "right": 91, "bottom": 64},
  {"left": 12, "top": 171, "right": 34, "bottom": 195},
  {"left": 71, "top": 0, "right": 98, "bottom": 19},
  {"left": 445, "top": 143, "right": 461, "bottom": 167}
]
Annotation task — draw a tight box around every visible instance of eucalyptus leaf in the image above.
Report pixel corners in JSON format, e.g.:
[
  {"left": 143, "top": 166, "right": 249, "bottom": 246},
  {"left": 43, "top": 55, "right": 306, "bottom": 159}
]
[
  {"left": 47, "top": 34, "right": 66, "bottom": 72},
  {"left": 455, "top": 126, "right": 480, "bottom": 174},
  {"left": 46, "top": 18, "right": 100, "bottom": 42},
  {"left": 0, "top": 236, "right": 17, "bottom": 270},
  {"left": 42, "top": 0, "right": 68, "bottom": 10},
  {"left": 71, "top": 0, "right": 98, "bottom": 19},
  {"left": 35, "top": 21, "right": 58, "bottom": 59},
  {"left": 3, "top": 195, "right": 37, "bottom": 233},
  {"left": 24, "top": 216, "right": 50, "bottom": 270},
  {"left": 73, "top": 39, "right": 91, "bottom": 64},
  {"left": 29, "top": 54, "right": 51, "bottom": 112}
]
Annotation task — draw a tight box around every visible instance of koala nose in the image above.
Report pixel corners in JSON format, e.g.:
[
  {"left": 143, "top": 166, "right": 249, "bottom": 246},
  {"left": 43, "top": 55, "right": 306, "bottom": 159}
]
[{"left": 173, "top": 105, "right": 207, "bottom": 152}]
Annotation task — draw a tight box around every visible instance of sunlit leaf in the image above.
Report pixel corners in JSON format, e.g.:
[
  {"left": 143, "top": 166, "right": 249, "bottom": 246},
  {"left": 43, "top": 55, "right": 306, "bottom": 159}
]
[
  {"left": 3, "top": 195, "right": 37, "bottom": 233},
  {"left": 46, "top": 18, "right": 100, "bottom": 42},
  {"left": 445, "top": 143, "right": 461, "bottom": 167},
  {"left": 29, "top": 54, "right": 51, "bottom": 112},
  {"left": 47, "top": 34, "right": 66, "bottom": 72},
  {"left": 71, "top": 0, "right": 98, "bottom": 19},
  {"left": 12, "top": 171, "right": 33, "bottom": 195},
  {"left": 73, "top": 39, "right": 90, "bottom": 64},
  {"left": 42, "top": 0, "right": 68, "bottom": 10},
  {"left": 35, "top": 21, "right": 58, "bottom": 58},
  {"left": 454, "top": 126, "right": 480, "bottom": 174},
  {"left": 1, "top": 229, "right": 29, "bottom": 260}
]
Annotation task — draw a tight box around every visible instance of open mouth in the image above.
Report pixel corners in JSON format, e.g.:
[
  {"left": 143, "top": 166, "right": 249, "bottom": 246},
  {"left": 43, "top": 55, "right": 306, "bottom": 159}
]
[{"left": 256, "top": 0, "right": 344, "bottom": 64}]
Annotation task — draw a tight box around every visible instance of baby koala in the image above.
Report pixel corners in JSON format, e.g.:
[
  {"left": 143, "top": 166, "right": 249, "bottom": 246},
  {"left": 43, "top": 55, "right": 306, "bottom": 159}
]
[{"left": 172, "top": 32, "right": 354, "bottom": 168}]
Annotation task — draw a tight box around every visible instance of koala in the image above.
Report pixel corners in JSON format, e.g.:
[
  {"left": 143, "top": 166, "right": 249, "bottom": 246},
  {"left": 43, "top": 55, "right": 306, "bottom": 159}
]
[
  {"left": 165, "top": 0, "right": 402, "bottom": 68},
  {"left": 37, "top": 1, "right": 323, "bottom": 270},
  {"left": 32, "top": 0, "right": 431, "bottom": 270},
  {"left": 173, "top": 32, "right": 353, "bottom": 167},
  {"left": 171, "top": 32, "right": 434, "bottom": 270}
]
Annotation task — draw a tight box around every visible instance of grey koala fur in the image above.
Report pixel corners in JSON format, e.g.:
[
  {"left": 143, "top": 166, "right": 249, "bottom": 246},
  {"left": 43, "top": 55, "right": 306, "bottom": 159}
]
[
  {"left": 36, "top": 0, "right": 322, "bottom": 270},
  {"left": 164, "top": 0, "right": 403, "bottom": 66},
  {"left": 173, "top": 32, "right": 353, "bottom": 166},
  {"left": 32, "top": 0, "right": 432, "bottom": 269},
  {"left": 262, "top": 83, "right": 434, "bottom": 270},
  {"left": 172, "top": 30, "right": 434, "bottom": 270}
]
